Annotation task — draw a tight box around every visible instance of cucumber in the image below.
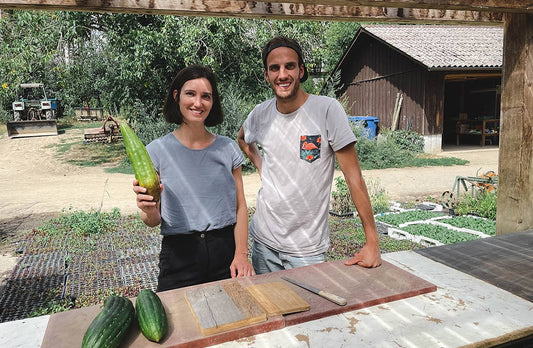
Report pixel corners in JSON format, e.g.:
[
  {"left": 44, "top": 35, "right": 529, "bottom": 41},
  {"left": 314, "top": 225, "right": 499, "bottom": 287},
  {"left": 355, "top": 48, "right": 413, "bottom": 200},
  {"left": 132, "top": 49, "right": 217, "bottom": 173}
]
[
  {"left": 82, "top": 296, "right": 135, "bottom": 348},
  {"left": 135, "top": 289, "right": 168, "bottom": 342},
  {"left": 119, "top": 123, "right": 161, "bottom": 202}
]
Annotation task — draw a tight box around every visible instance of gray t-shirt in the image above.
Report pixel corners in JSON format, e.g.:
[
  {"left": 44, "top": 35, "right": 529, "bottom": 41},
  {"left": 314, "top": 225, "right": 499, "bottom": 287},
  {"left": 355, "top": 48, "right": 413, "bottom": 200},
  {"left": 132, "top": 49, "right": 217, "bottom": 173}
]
[
  {"left": 243, "top": 95, "right": 356, "bottom": 256},
  {"left": 147, "top": 133, "right": 244, "bottom": 235}
]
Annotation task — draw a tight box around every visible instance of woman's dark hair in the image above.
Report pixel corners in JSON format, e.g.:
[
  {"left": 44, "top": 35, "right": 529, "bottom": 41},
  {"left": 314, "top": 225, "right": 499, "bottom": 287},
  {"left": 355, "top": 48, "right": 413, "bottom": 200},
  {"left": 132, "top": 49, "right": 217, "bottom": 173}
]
[{"left": 163, "top": 65, "right": 223, "bottom": 127}]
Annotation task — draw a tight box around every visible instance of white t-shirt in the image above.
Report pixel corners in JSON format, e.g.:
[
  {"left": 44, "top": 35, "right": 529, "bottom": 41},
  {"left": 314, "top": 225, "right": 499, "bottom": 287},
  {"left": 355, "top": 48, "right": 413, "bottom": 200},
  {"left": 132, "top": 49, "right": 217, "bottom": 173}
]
[{"left": 243, "top": 95, "right": 356, "bottom": 256}]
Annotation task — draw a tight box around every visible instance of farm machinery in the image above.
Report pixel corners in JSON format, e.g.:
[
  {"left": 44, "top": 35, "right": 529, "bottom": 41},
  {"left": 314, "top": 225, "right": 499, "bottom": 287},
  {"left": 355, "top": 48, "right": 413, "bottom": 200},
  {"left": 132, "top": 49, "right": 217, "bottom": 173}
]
[
  {"left": 441, "top": 170, "right": 498, "bottom": 209},
  {"left": 83, "top": 115, "right": 123, "bottom": 144},
  {"left": 7, "top": 83, "right": 60, "bottom": 138}
]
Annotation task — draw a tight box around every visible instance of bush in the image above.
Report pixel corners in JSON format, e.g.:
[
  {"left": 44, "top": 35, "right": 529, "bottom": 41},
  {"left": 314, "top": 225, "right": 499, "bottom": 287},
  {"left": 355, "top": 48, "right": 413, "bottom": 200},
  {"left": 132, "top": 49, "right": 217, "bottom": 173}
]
[
  {"left": 125, "top": 99, "right": 174, "bottom": 146},
  {"left": 331, "top": 176, "right": 354, "bottom": 214},
  {"left": 454, "top": 191, "right": 497, "bottom": 219},
  {"left": 0, "top": 108, "right": 11, "bottom": 123},
  {"left": 330, "top": 176, "right": 390, "bottom": 214},
  {"left": 389, "top": 129, "right": 424, "bottom": 153},
  {"left": 350, "top": 124, "right": 423, "bottom": 170},
  {"left": 366, "top": 177, "right": 390, "bottom": 214}
]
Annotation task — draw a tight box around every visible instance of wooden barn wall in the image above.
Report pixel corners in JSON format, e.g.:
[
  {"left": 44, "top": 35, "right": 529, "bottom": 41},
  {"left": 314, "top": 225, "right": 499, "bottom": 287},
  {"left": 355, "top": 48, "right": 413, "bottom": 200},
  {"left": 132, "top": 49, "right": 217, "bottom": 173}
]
[
  {"left": 339, "top": 33, "right": 443, "bottom": 135},
  {"left": 424, "top": 71, "right": 445, "bottom": 135}
]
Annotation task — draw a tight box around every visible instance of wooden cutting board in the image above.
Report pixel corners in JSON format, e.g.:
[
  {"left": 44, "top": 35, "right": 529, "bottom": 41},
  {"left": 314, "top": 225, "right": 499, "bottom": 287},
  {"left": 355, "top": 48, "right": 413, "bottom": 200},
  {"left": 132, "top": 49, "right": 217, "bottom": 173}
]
[
  {"left": 185, "top": 281, "right": 266, "bottom": 336},
  {"left": 246, "top": 281, "right": 310, "bottom": 316}
]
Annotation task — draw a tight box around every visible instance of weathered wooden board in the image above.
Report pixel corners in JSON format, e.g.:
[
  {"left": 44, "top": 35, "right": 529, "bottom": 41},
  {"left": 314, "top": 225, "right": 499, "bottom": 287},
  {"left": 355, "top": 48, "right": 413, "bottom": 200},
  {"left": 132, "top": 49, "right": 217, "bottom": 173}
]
[
  {"left": 185, "top": 282, "right": 266, "bottom": 336},
  {"left": 246, "top": 282, "right": 310, "bottom": 317}
]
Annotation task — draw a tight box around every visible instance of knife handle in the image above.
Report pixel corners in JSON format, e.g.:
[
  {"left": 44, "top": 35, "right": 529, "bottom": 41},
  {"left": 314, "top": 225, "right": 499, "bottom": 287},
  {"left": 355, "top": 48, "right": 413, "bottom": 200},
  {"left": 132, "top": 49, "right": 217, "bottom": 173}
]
[{"left": 318, "top": 290, "right": 347, "bottom": 306}]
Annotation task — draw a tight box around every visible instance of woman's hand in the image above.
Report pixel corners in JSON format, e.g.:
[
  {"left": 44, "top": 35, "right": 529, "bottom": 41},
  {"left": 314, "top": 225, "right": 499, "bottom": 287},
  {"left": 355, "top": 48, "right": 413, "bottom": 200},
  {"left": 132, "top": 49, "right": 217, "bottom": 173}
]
[
  {"left": 230, "top": 253, "right": 256, "bottom": 277},
  {"left": 133, "top": 179, "right": 162, "bottom": 227},
  {"left": 133, "top": 179, "right": 161, "bottom": 209}
]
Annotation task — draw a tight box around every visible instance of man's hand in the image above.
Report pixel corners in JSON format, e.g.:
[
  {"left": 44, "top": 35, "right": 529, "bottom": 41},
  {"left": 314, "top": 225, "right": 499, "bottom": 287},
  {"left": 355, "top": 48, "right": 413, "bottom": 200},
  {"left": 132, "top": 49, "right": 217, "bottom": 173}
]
[{"left": 344, "top": 243, "right": 382, "bottom": 268}]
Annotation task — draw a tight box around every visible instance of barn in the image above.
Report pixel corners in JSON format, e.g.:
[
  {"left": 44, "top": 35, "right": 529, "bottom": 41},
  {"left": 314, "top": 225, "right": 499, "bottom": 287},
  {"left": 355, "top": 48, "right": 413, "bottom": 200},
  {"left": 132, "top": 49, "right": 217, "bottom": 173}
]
[{"left": 326, "top": 24, "right": 504, "bottom": 153}]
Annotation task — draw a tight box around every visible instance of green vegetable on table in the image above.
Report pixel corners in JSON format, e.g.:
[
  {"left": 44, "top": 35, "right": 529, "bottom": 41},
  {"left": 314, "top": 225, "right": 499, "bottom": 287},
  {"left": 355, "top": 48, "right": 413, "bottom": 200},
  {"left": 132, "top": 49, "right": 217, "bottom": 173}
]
[
  {"left": 81, "top": 295, "right": 135, "bottom": 348},
  {"left": 136, "top": 289, "right": 168, "bottom": 342}
]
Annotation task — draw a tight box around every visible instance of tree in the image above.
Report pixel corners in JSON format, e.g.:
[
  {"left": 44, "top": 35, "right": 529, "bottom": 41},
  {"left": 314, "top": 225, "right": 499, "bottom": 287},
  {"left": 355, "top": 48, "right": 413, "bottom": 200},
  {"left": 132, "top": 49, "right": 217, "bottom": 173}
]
[{"left": 1, "top": 11, "right": 359, "bottom": 141}]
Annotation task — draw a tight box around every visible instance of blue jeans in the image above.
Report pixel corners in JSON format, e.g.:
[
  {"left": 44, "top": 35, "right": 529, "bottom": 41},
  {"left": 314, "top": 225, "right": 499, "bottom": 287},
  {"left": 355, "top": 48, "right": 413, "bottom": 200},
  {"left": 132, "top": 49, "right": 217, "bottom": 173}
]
[{"left": 252, "top": 240, "right": 326, "bottom": 274}]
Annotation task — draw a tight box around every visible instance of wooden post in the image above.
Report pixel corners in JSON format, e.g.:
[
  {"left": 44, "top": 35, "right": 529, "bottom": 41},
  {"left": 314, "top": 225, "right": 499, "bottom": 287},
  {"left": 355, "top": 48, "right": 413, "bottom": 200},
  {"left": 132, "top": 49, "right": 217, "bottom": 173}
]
[{"left": 496, "top": 13, "right": 533, "bottom": 235}]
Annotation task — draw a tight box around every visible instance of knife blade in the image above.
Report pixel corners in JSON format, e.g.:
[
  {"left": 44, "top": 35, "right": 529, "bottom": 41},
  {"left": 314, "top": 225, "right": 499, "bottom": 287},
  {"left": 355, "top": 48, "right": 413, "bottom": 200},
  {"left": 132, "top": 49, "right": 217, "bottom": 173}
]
[{"left": 280, "top": 276, "right": 347, "bottom": 306}]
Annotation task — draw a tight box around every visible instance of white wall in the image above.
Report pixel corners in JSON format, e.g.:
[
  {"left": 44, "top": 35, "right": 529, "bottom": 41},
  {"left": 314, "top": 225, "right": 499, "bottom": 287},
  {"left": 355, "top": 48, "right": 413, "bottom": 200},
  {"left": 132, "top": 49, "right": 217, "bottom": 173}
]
[{"left": 423, "top": 134, "right": 442, "bottom": 153}]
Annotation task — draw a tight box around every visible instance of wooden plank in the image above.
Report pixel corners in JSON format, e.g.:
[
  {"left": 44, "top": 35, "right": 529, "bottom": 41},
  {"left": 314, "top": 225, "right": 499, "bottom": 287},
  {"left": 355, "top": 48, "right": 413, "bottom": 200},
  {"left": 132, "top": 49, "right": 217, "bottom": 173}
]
[
  {"left": 0, "top": 0, "right": 530, "bottom": 14},
  {"left": 391, "top": 93, "right": 403, "bottom": 130},
  {"left": 0, "top": 1, "right": 505, "bottom": 23},
  {"left": 185, "top": 282, "right": 266, "bottom": 336},
  {"left": 497, "top": 13, "right": 533, "bottom": 234},
  {"left": 246, "top": 282, "right": 310, "bottom": 317}
]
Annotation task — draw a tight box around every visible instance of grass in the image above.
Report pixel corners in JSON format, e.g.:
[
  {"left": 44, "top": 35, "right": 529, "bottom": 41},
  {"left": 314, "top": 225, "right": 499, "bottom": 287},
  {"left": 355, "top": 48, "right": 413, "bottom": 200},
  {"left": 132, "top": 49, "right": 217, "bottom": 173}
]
[{"left": 327, "top": 217, "right": 422, "bottom": 261}]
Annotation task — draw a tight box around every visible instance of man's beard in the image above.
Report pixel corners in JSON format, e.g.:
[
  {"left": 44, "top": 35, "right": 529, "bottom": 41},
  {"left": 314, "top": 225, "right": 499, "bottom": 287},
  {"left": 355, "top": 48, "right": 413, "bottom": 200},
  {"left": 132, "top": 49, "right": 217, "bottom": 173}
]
[{"left": 272, "top": 78, "right": 300, "bottom": 100}]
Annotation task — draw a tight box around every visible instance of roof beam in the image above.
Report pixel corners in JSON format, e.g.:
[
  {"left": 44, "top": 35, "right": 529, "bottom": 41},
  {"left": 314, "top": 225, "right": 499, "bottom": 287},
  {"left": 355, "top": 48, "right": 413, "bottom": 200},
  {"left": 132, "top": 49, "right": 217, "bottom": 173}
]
[
  {"left": 269, "top": 1, "right": 533, "bottom": 14},
  {"left": 0, "top": 1, "right": 507, "bottom": 23}
]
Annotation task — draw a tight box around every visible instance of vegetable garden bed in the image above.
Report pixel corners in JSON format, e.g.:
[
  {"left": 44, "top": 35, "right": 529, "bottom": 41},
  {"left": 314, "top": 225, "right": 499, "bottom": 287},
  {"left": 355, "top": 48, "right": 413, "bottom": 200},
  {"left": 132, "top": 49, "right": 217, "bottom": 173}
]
[
  {"left": 375, "top": 210, "right": 496, "bottom": 246},
  {"left": 0, "top": 208, "right": 496, "bottom": 323}
]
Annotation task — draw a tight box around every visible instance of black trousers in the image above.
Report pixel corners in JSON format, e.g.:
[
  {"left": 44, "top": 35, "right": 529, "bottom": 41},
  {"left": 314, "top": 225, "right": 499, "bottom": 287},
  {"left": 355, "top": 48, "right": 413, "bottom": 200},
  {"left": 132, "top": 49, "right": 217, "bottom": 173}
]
[{"left": 156, "top": 225, "right": 235, "bottom": 292}]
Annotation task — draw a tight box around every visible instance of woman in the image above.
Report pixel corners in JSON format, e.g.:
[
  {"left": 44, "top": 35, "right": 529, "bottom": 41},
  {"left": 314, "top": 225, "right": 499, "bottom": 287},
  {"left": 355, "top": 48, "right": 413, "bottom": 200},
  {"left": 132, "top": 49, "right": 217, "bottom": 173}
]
[{"left": 133, "top": 65, "right": 254, "bottom": 292}]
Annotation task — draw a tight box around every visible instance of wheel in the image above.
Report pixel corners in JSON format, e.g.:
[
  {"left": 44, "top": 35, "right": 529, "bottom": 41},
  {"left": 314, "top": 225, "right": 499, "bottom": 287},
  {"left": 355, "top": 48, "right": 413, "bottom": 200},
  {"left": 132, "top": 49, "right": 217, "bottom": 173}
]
[
  {"left": 14, "top": 111, "right": 21, "bottom": 121},
  {"left": 28, "top": 109, "right": 39, "bottom": 120},
  {"left": 45, "top": 110, "right": 53, "bottom": 120},
  {"left": 441, "top": 191, "right": 454, "bottom": 209}
]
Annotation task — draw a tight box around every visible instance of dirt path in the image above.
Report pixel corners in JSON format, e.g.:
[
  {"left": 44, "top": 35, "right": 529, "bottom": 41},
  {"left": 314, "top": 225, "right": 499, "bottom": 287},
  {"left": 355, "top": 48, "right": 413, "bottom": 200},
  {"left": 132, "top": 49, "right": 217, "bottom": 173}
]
[{"left": 0, "top": 129, "right": 499, "bottom": 282}]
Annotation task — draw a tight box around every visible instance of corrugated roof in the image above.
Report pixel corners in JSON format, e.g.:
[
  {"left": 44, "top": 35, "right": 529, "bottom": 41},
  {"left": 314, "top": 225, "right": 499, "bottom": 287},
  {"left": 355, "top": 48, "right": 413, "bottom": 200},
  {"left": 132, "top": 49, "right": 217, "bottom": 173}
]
[{"left": 362, "top": 24, "right": 503, "bottom": 70}]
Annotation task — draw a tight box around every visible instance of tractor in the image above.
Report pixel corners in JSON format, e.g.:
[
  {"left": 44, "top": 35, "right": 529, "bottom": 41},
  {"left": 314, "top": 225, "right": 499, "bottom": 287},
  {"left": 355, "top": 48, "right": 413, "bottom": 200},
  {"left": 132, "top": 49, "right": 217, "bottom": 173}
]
[{"left": 7, "top": 83, "right": 61, "bottom": 138}]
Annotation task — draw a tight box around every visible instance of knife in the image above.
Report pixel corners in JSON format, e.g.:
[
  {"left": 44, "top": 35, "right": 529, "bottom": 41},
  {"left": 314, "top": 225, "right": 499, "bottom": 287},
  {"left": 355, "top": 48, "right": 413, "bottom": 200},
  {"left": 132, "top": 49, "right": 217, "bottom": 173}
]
[{"left": 280, "top": 276, "right": 347, "bottom": 306}]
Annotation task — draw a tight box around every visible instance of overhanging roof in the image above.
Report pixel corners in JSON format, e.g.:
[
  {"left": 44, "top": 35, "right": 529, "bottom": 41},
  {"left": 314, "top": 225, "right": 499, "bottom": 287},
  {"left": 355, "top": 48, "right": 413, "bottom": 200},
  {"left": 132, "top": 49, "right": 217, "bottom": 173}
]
[{"left": 361, "top": 24, "right": 503, "bottom": 70}]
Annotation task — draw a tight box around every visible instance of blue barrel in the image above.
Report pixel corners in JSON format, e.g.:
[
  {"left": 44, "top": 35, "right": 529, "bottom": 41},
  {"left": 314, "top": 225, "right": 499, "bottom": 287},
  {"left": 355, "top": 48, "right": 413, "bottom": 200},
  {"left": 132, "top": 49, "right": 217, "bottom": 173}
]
[{"left": 348, "top": 116, "right": 379, "bottom": 139}]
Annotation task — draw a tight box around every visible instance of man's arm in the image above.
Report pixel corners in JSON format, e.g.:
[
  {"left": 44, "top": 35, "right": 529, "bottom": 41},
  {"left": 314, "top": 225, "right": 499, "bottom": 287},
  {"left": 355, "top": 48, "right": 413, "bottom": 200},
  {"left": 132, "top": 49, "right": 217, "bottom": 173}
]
[
  {"left": 237, "top": 126, "right": 263, "bottom": 176},
  {"left": 335, "top": 143, "right": 382, "bottom": 268}
]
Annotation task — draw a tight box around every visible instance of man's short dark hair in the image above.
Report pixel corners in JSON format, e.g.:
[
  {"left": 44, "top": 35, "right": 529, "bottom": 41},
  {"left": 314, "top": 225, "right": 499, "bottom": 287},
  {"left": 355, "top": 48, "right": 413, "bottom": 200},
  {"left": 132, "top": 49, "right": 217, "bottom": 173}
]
[{"left": 262, "top": 36, "right": 309, "bottom": 82}]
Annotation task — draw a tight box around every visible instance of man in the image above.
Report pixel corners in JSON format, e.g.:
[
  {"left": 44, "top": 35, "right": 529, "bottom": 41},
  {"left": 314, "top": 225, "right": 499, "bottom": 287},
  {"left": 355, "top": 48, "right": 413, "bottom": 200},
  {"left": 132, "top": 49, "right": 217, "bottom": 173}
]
[{"left": 238, "top": 36, "right": 381, "bottom": 274}]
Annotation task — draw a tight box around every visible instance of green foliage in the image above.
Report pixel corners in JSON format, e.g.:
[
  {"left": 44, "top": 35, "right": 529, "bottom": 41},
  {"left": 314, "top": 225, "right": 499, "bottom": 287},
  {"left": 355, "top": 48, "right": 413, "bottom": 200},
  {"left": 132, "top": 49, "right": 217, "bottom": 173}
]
[
  {"left": 366, "top": 177, "right": 391, "bottom": 214},
  {"left": 330, "top": 176, "right": 354, "bottom": 214},
  {"left": 375, "top": 210, "right": 445, "bottom": 227},
  {"left": 125, "top": 100, "right": 174, "bottom": 146},
  {"left": 402, "top": 223, "right": 480, "bottom": 244},
  {"left": 212, "top": 80, "right": 260, "bottom": 140},
  {"left": 439, "top": 216, "right": 496, "bottom": 235},
  {"left": 321, "top": 22, "right": 361, "bottom": 72},
  {"left": 454, "top": 191, "right": 497, "bottom": 219},
  {"left": 330, "top": 176, "right": 390, "bottom": 214},
  {"left": 327, "top": 217, "right": 421, "bottom": 261},
  {"left": 1, "top": 11, "right": 358, "bottom": 138},
  {"left": 0, "top": 108, "right": 11, "bottom": 123},
  {"left": 0, "top": 11, "right": 64, "bottom": 112},
  {"left": 388, "top": 129, "right": 425, "bottom": 153},
  {"left": 29, "top": 297, "right": 75, "bottom": 317},
  {"left": 350, "top": 124, "right": 467, "bottom": 169},
  {"left": 37, "top": 207, "right": 121, "bottom": 237}
]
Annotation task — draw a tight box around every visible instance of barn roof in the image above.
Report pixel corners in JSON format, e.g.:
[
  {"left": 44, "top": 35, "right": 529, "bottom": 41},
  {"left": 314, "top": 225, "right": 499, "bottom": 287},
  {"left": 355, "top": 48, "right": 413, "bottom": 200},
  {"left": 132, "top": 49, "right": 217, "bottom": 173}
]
[{"left": 360, "top": 24, "right": 503, "bottom": 70}]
